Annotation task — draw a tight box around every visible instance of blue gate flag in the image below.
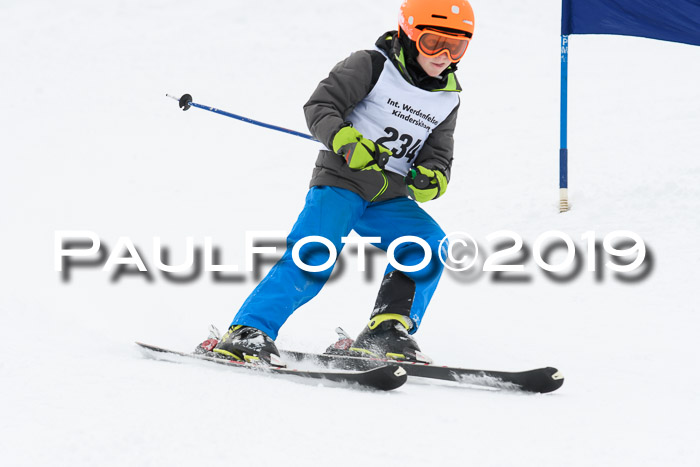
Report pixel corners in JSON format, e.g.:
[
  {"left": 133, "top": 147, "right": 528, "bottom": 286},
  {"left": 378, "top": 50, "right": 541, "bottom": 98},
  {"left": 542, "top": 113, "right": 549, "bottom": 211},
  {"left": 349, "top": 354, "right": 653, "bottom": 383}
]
[{"left": 562, "top": 0, "right": 700, "bottom": 47}]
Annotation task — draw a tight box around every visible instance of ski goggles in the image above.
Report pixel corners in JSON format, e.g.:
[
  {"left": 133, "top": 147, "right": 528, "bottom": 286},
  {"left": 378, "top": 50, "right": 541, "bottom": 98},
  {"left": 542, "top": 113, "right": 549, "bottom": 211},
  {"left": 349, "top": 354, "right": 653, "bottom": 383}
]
[{"left": 416, "top": 29, "right": 470, "bottom": 63}]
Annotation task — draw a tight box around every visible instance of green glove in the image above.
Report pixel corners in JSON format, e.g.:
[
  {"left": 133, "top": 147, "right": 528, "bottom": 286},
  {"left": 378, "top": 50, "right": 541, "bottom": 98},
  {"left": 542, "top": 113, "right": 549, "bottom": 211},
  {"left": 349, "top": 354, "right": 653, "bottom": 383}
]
[
  {"left": 332, "top": 126, "right": 392, "bottom": 171},
  {"left": 407, "top": 166, "right": 447, "bottom": 202}
]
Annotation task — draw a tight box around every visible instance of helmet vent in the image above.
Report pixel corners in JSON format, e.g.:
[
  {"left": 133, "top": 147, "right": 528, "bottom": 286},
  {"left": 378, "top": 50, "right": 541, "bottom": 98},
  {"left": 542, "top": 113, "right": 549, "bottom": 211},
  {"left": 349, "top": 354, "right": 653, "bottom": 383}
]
[{"left": 431, "top": 14, "right": 448, "bottom": 19}]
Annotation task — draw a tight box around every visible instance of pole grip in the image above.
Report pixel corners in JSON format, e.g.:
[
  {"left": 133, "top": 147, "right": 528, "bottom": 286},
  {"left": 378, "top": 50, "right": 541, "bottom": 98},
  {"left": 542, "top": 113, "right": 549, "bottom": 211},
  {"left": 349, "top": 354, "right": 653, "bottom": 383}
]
[{"left": 405, "top": 169, "right": 430, "bottom": 189}]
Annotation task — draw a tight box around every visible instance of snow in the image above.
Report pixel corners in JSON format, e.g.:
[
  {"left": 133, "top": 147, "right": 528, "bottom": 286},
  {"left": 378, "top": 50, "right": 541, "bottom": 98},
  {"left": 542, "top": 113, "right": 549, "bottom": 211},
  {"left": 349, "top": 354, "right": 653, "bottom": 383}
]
[{"left": 2, "top": 0, "right": 700, "bottom": 466}]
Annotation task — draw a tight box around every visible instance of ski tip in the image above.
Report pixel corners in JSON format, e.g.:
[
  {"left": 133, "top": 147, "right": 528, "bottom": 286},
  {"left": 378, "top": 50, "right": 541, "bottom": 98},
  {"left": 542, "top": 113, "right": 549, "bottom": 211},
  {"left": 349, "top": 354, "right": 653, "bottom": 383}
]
[
  {"left": 526, "top": 367, "right": 564, "bottom": 393},
  {"left": 365, "top": 364, "right": 408, "bottom": 391}
]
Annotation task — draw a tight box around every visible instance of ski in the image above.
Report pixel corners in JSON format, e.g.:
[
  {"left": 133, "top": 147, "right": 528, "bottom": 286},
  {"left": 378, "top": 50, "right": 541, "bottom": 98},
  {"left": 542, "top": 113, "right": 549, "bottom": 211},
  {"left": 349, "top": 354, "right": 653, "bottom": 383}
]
[
  {"left": 135, "top": 342, "right": 407, "bottom": 391},
  {"left": 279, "top": 349, "right": 564, "bottom": 393}
]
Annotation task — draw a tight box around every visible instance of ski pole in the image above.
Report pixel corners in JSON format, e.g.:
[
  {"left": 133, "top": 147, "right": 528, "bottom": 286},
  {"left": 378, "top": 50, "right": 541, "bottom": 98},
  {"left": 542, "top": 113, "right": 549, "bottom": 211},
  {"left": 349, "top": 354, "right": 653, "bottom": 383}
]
[
  {"left": 167, "top": 93, "right": 417, "bottom": 182},
  {"left": 166, "top": 93, "right": 319, "bottom": 142}
]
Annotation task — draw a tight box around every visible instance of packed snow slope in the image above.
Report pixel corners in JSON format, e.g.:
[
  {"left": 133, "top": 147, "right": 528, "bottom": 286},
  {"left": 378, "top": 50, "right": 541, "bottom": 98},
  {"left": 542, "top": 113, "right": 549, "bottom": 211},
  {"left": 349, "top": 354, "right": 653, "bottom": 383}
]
[{"left": 2, "top": 1, "right": 699, "bottom": 466}]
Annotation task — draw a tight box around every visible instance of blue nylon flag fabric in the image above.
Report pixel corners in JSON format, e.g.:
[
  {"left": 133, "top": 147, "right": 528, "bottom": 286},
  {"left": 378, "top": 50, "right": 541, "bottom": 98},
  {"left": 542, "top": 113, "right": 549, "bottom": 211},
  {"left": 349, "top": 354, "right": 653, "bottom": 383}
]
[{"left": 562, "top": 0, "right": 700, "bottom": 47}]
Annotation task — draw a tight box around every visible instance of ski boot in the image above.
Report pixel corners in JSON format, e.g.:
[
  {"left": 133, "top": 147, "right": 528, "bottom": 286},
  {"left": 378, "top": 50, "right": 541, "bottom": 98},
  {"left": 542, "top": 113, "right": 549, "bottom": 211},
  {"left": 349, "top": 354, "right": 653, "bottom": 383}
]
[
  {"left": 211, "top": 325, "right": 285, "bottom": 367},
  {"left": 344, "top": 314, "right": 432, "bottom": 363},
  {"left": 327, "top": 271, "right": 432, "bottom": 363}
]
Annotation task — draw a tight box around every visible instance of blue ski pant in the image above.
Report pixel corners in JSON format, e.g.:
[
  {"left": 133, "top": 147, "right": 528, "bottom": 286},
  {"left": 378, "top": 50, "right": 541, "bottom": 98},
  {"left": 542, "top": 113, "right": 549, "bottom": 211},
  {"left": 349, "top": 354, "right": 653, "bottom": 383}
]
[{"left": 232, "top": 186, "right": 446, "bottom": 339}]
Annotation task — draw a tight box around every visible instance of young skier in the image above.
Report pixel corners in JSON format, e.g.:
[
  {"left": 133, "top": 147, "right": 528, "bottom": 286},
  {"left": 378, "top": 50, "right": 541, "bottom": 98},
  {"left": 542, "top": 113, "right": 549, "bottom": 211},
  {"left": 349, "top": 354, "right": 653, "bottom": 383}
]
[{"left": 210, "top": 0, "right": 475, "bottom": 366}]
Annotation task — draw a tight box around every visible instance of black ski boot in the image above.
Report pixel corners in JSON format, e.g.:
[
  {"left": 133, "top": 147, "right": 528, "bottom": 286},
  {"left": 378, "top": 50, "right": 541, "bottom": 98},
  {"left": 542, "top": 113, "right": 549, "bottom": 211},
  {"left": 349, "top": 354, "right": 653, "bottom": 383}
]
[
  {"left": 349, "top": 313, "right": 432, "bottom": 363},
  {"left": 344, "top": 270, "right": 432, "bottom": 363},
  {"left": 212, "top": 325, "right": 285, "bottom": 367}
]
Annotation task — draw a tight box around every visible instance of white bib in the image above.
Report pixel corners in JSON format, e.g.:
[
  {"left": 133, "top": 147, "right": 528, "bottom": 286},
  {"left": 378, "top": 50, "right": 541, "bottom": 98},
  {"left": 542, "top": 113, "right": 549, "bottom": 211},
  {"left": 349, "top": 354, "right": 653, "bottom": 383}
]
[{"left": 345, "top": 52, "right": 460, "bottom": 176}]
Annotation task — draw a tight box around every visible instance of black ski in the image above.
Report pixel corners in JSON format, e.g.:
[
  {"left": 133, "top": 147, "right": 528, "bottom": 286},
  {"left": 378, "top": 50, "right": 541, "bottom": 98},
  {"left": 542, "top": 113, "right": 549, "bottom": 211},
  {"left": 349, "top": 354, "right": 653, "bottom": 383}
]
[
  {"left": 135, "top": 342, "right": 407, "bottom": 391},
  {"left": 279, "top": 350, "right": 564, "bottom": 394}
]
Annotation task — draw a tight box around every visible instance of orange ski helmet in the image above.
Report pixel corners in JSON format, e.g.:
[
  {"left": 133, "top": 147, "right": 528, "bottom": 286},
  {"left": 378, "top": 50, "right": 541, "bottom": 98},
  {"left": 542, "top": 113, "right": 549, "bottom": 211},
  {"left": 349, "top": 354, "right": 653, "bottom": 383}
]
[{"left": 399, "top": 0, "right": 475, "bottom": 40}]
